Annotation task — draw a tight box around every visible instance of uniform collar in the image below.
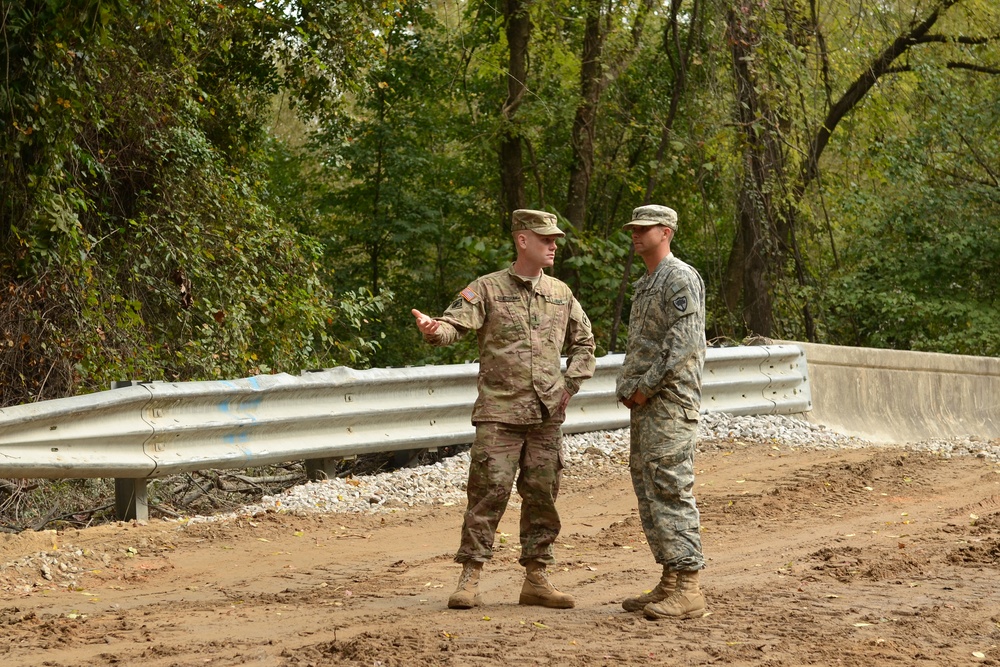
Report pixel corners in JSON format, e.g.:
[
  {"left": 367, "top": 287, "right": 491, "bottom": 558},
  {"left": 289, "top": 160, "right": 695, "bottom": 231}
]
[
  {"left": 637, "top": 253, "right": 675, "bottom": 284},
  {"left": 507, "top": 264, "right": 552, "bottom": 293},
  {"left": 649, "top": 252, "right": 675, "bottom": 275}
]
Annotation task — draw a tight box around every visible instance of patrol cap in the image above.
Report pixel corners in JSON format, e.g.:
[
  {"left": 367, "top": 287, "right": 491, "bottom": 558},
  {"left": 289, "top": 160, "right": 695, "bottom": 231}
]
[
  {"left": 623, "top": 205, "right": 678, "bottom": 231},
  {"left": 511, "top": 209, "right": 565, "bottom": 237}
]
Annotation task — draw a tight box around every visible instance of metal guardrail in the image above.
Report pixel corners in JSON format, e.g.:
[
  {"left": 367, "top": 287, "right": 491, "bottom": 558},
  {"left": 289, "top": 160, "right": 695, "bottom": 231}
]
[{"left": 0, "top": 344, "right": 810, "bottom": 520}]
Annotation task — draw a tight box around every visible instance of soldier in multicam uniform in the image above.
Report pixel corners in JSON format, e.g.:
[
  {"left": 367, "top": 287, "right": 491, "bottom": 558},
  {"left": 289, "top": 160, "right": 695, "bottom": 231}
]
[
  {"left": 615, "top": 204, "right": 709, "bottom": 620},
  {"left": 411, "top": 209, "right": 596, "bottom": 610}
]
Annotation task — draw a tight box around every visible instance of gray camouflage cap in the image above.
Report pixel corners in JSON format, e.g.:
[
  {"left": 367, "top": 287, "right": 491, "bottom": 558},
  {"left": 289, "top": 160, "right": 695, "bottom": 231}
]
[
  {"left": 512, "top": 209, "right": 565, "bottom": 237},
  {"left": 623, "top": 205, "right": 678, "bottom": 231}
]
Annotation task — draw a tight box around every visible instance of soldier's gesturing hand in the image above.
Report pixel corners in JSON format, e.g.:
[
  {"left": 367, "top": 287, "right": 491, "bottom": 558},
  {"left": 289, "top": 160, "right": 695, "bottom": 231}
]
[{"left": 411, "top": 309, "right": 440, "bottom": 335}]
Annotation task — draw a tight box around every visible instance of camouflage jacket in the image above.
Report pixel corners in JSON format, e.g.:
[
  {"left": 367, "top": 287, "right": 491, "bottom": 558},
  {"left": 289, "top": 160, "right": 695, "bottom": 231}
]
[
  {"left": 425, "top": 266, "right": 596, "bottom": 425},
  {"left": 616, "top": 253, "right": 706, "bottom": 412}
]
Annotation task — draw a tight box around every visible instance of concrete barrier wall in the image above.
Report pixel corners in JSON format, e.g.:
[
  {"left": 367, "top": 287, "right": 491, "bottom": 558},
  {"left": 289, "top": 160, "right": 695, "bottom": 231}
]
[{"left": 785, "top": 341, "right": 1000, "bottom": 444}]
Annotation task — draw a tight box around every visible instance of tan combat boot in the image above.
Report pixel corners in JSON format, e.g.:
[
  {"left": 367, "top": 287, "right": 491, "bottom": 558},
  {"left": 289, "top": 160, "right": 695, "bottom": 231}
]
[
  {"left": 519, "top": 561, "right": 575, "bottom": 609},
  {"left": 622, "top": 567, "right": 677, "bottom": 612},
  {"left": 447, "top": 561, "right": 483, "bottom": 609},
  {"left": 643, "top": 569, "right": 707, "bottom": 619}
]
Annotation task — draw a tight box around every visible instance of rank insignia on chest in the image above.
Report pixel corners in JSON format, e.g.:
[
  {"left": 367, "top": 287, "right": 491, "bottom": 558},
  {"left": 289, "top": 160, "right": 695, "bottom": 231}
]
[
  {"left": 460, "top": 286, "right": 480, "bottom": 303},
  {"left": 673, "top": 296, "right": 688, "bottom": 312}
]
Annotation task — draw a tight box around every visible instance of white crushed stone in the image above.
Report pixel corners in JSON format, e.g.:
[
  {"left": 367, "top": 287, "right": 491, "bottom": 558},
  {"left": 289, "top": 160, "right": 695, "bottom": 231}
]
[
  {"left": 181, "top": 412, "right": 999, "bottom": 523},
  {"left": 0, "top": 542, "right": 102, "bottom": 595}
]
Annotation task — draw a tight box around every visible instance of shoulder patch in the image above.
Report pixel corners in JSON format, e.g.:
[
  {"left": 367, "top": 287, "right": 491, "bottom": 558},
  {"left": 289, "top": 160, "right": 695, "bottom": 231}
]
[
  {"left": 673, "top": 296, "right": 688, "bottom": 312},
  {"left": 460, "top": 286, "right": 480, "bottom": 304}
]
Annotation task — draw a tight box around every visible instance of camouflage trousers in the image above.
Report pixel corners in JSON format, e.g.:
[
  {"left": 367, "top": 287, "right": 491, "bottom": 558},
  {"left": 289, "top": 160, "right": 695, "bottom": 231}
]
[
  {"left": 629, "top": 395, "right": 706, "bottom": 571},
  {"left": 455, "top": 419, "right": 564, "bottom": 566}
]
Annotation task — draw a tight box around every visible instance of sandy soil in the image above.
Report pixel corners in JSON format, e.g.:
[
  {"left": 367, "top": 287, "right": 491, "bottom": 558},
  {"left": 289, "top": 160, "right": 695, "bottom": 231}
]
[{"left": 2, "top": 440, "right": 1000, "bottom": 666}]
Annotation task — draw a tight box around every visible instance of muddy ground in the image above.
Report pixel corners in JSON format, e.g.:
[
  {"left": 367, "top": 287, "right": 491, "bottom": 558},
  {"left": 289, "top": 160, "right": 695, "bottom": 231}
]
[{"left": 2, "top": 439, "right": 1000, "bottom": 666}]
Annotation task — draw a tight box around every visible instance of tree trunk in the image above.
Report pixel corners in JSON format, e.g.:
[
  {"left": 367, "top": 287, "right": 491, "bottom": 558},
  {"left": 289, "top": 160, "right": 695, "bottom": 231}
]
[
  {"left": 564, "top": 0, "right": 605, "bottom": 230},
  {"left": 370, "top": 85, "right": 386, "bottom": 295},
  {"left": 735, "top": 176, "right": 774, "bottom": 337},
  {"left": 499, "top": 0, "right": 532, "bottom": 218},
  {"left": 726, "top": 2, "right": 787, "bottom": 337},
  {"left": 566, "top": 0, "right": 655, "bottom": 232}
]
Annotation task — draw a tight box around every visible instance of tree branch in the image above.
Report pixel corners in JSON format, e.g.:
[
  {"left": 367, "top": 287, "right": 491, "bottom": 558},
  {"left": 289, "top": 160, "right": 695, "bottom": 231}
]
[
  {"left": 799, "top": 0, "right": 960, "bottom": 193},
  {"left": 913, "top": 33, "right": 999, "bottom": 45},
  {"left": 958, "top": 132, "right": 1000, "bottom": 186},
  {"left": 885, "top": 61, "right": 1000, "bottom": 75},
  {"left": 946, "top": 61, "right": 1000, "bottom": 74}
]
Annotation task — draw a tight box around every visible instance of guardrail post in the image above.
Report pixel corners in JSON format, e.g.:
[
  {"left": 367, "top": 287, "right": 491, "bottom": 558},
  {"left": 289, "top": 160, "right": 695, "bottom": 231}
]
[
  {"left": 392, "top": 448, "right": 429, "bottom": 469},
  {"left": 305, "top": 457, "right": 340, "bottom": 481},
  {"left": 115, "top": 478, "right": 148, "bottom": 521},
  {"left": 110, "top": 380, "right": 150, "bottom": 521}
]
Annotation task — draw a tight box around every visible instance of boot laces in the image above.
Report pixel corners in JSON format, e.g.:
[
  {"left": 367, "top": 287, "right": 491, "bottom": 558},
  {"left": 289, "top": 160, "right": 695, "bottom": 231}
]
[
  {"left": 529, "top": 567, "right": 554, "bottom": 589},
  {"left": 458, "top": 563, "right": 479, "bottom": 588}
]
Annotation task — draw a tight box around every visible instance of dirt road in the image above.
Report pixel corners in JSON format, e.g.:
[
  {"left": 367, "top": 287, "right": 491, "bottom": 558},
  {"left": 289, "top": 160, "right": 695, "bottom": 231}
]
[{"left": 3, "top": 440, "right": 999, "bottom": 666}]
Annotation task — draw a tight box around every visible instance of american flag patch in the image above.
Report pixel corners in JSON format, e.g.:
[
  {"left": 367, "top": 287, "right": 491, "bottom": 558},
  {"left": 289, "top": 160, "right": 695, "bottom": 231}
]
[{"left": 460, "top": 286, "right": 478, "bottom": 302}]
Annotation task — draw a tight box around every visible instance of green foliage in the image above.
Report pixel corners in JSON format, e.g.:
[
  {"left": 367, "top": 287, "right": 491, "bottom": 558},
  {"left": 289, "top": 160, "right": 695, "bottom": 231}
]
[
  {"left": 305, "top": 2, "right": 506, "bottom": 368},
  {"left": 561, "top": 229, "right": 631, "bottom": 355},
  {"left": 810, "top": 5, "right": 1000, "bottom": 356},
  {"left": 821, "top": 136, "right": 1000, "bottom": 356},
  {"left": 1, "top": 0, "right": 400, "bottom": 405},
  {"left": 3, "top": 0, "right": 999, "bottom": 411}
]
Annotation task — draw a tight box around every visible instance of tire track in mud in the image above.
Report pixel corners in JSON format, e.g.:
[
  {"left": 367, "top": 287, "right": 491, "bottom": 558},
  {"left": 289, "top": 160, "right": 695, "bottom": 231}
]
[{"left": 706, "top": 450, "right": 941, "bottom": 524}]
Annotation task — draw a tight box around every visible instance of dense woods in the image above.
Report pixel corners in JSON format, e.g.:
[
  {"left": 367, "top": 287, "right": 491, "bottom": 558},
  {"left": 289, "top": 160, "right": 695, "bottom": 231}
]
[{"left": 3, "top": 0, "right": 998, "bottom": 407}]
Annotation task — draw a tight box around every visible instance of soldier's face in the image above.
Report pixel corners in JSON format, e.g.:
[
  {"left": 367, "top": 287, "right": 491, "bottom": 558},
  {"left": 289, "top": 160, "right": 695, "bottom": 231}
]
[
  {"left": 630, "top": 225, "right": 670, "bottom": 256},
  {"left": 522, "top": 231, "right": 560, "bottom": 268}
]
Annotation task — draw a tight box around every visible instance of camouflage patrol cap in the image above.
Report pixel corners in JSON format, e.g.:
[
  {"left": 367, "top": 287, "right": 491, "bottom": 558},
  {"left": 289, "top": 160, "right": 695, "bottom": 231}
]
[
  {"left": 511, "top": 209, "right": 565, "bottom": 237},
  {"left": 623, "top": 205, "right": 678, "bottom": 231}
]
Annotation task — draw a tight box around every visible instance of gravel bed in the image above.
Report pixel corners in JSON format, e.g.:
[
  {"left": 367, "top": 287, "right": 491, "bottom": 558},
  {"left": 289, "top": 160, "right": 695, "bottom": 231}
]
[{"left": 186, "top": 413, "right": 1000, "bottom": 523}]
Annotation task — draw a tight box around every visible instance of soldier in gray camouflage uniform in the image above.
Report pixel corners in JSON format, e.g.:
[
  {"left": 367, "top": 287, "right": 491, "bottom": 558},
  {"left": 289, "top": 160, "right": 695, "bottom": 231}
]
[
  {"left": 615, "top": 204, "right": 709, "bottom": 620},
  {"left": 412, "top": 209, "right": 596, "bottom": 610}
]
